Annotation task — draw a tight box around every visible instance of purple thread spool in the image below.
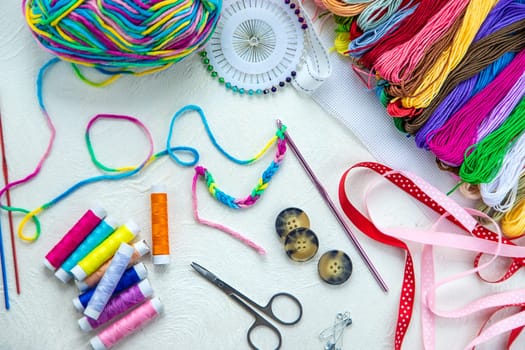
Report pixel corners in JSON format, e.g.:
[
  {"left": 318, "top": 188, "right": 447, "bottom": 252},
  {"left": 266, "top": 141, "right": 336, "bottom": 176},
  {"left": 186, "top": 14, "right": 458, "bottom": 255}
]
[
  {"left": 78, "top": 279, "right": 153, "bottom": 332},
  {"left": 73, "top": 262, "right": 148, "bottom": 312},
  {"left": 44, "top": 206, "right": 106, "bottom": 271},
  {"left": 84, "top": 243, "right": 134, "bottom": 320}
]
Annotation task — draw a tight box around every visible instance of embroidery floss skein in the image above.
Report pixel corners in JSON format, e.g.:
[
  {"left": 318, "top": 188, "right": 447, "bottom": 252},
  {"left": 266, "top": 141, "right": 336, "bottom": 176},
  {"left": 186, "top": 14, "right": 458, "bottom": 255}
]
[
  {"left": 501, "top": 197, "right": 525, "bottom": 239},
  {"left": 78, "top": 279, "right": 153, "bottom": 332},
  {"left": 399, "top": 0, "right": 500, "bottom": 109},
  {"left": 150, "top": 185, "right": 170, "bottom": 265},
  {"left": 71, "top": 221, "right": 139, "bottom": 281},
  {"left": 55, "top": 217, "right": 118, "bottom": 283},
  {"left": 76, "top": 240, "right": 150, "bottom": 292},
  {"left": 84, "top": 243, "right": 135, "bottom": 320},
  {"left": 89, "top": 297, "right": 163, "bottom": 350},
  {"left": 44, "top": 206, "right": 107, "bottom": 271},
  {"left": 459, "top": 96, "right": 525, "bottom": 185},
  {"left": 74, "top": 262, "right": 148, "bottom": 312},
  {"left": 24, "top": 0, "right": 222, "bottom": 71}
]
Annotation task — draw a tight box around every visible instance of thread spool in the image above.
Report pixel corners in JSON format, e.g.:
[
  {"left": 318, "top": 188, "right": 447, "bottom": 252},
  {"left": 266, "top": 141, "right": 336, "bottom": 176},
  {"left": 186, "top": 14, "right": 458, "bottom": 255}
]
[
  {"left": 78, "top": 279, "right": 154, "bottom": 332},
  {"left": 76, "top": 240, "right": 150, "bottom": 292},
  {"left": 55, "top": 217, "right": 118, "bottom": 283},
  {"left": 24, "top": 0, "right": 222, "bottom": 70},
  {"left": 44, "top": 206, "right": 106, "bottom": 271},
  {"left": 150, "top": 185, "right": 170, "bottom": 265},
  {"left": 71, "top": 221, "right": 140, "bottom": 281},
  {"left": 89, "top": 297, "right": 163, "bottom": 350},
  {"left": 85, "top": 243, "right": 135, "bottom": 320},
  {"left": 74, "top": 262, "right": 148, "bottom": 313}
]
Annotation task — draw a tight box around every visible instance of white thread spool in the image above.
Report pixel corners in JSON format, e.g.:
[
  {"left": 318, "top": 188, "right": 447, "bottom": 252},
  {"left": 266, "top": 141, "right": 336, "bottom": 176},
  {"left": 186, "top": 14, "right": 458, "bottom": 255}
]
[{"left": 84, "top": 243, "right": 134, "bottom": 320}]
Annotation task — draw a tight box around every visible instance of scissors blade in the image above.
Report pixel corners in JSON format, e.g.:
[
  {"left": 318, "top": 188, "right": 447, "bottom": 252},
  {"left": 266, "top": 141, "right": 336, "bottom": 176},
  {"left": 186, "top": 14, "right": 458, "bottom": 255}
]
[{"left": 191, "top": 262, "right": 232, "bottom": 293}]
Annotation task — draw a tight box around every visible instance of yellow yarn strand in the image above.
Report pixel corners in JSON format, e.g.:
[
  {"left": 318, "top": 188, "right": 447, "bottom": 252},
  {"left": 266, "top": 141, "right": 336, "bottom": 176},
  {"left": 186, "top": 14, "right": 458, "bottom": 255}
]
[{"left": 401, "top": 0, "right": 499, "bottom": 108}]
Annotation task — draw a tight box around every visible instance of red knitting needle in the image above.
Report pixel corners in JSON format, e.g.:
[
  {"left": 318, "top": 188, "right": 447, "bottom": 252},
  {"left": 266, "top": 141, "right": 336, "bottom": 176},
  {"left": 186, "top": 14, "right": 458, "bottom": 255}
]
[
  {"left": 0, "top": 109, "right": 21, "bottom": 295},
  {"left": 277, "top": 120, "right": 388, "bottom": 292}
]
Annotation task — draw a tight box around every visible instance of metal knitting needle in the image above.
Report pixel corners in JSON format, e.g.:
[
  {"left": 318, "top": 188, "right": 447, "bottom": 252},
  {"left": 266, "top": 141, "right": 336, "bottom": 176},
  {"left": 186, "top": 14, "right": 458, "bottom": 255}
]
[{"left": 277, "top": 120, "right": 388, "bottom": 292}]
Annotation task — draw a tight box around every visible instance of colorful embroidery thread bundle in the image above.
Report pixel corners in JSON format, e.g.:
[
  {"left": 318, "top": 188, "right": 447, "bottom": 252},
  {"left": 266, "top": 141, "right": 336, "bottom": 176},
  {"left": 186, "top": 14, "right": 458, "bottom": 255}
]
[
  {"left": 24, "top": 0, "right": 221, "bottom": 73},
  {"left": 319, "top": 0, "right": 525, "bottom": 236}
]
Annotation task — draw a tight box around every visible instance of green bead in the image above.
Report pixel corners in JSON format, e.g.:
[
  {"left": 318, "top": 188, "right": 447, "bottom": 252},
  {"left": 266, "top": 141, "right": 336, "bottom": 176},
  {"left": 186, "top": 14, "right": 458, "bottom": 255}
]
[
  {"left": 200, "top": 51, "right": 207, "bottom": 57},
  {"left": 207, "top": 65, "right": 214, "bottom": 71},
  {"left": 248, "top": 89, "right": 254, "bottom": 95},
  {"left": 219, "top": 77, "right": 225, "bottom": 84},
  {"left": 211, "top": 71, "right": 218, "bottom": 78},
  {"left": 225, "top": 82, "right": 232, "bottom": 89},
  {"left": 202, "top": 58, "right": 210, "bottom": 64}
]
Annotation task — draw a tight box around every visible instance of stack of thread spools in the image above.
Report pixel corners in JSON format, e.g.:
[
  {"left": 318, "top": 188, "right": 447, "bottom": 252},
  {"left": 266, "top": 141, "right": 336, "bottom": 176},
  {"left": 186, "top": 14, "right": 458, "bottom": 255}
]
[
  {"left": 316, "top": 0, "right": 525, "bottom": 237},
  {"left": 44, "top": 206, "right": 161, "bottom": 350}
]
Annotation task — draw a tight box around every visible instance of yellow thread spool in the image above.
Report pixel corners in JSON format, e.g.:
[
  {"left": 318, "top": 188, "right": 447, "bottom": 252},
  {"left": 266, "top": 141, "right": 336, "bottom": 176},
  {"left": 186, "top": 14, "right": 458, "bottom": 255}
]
[
  {"left": 71, "top": 221, "right": 140, "bottom": 281},
  {"left": 151, "top": 185, "right": 170, "bottom": 265}
]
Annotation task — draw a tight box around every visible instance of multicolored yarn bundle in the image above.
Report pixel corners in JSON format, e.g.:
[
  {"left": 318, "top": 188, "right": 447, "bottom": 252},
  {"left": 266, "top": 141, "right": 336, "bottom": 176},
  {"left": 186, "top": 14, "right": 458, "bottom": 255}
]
[
  {"left": 318, "top": 0, "right": 525, "bottom": 238},
  {"left": 24, "top": 0, "right": 221, "bottom": 76},
  {"left": 10, "top": 66, "right": 286, "bottom": 255}
]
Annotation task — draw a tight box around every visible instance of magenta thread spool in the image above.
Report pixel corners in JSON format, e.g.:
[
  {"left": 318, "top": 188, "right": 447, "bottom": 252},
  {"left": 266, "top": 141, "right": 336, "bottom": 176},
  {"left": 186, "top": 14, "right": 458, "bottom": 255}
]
[
  {"left": 43, "top": 206, "right": 107, "bottom": 271},
  {"left": 73, "top": 262, "right": 148, "bottom": 312},
  {"left": 78, "top": 279, "right": 154, "bottom": 332},
  {"left": 89, "top": 297, "right": 163, "bottom": 350},
  {"left": 55, "top": 216, "right": 118, "bottom": 283},
  {"left": 84, "top": 243, "right": 135, "bottom": 320}
]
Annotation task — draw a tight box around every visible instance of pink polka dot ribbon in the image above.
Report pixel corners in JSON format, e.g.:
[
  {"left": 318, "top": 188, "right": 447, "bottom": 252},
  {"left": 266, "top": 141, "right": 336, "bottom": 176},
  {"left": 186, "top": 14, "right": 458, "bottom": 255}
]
[{"left": 338, "top": 162, "right": 525, "bottom": 349}]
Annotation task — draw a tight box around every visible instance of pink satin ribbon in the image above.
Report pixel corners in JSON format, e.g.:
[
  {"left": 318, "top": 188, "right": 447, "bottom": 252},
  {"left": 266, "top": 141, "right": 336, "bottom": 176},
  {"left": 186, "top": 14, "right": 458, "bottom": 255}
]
[{"left": 339, "top": 162, "right": 525, "bottom": 349}]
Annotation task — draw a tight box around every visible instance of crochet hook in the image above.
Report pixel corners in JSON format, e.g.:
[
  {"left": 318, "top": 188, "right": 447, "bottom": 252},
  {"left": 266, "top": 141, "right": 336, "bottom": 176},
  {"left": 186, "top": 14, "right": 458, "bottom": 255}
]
[{"left": 277, "top": 120, "right": 388, "bottom": 292}]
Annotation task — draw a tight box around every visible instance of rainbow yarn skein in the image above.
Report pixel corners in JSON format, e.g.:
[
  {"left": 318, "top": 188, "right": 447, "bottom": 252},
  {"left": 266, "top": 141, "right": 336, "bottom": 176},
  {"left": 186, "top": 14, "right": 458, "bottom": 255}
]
[{"left": 24, "top": 0, "right": 222, "bottom": 70}]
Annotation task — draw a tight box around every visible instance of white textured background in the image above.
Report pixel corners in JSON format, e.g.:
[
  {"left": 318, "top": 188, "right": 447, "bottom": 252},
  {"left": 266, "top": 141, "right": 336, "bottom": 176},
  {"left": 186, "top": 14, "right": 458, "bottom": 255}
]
[{"left": 0, "top": 1, "right": 524, "bottom": 349}]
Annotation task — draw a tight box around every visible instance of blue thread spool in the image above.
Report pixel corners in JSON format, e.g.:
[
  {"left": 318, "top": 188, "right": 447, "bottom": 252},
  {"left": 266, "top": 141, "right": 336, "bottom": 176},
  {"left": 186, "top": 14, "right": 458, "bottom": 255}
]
[
  {"left": 73, "top": 262, "right": 148, "bottom": 312},
  {"left": 55, "top": 217, "right": 118, "bottom": 283},
  {"left": 84, "top": 243, "right": 135, "bottom": 320}
]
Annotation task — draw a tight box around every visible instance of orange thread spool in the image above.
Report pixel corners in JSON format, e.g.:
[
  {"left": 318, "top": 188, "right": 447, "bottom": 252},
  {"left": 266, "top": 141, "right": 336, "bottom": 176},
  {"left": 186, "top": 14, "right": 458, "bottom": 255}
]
[{"left": 151, "top": 185, "right": 170, "bottom": 265}]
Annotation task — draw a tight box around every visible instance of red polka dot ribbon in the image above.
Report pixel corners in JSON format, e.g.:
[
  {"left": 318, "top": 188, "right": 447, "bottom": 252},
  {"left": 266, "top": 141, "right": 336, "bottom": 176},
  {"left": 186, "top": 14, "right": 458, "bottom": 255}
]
[{"left": 338, "top": 162, "right": 525, "bottom": 349}]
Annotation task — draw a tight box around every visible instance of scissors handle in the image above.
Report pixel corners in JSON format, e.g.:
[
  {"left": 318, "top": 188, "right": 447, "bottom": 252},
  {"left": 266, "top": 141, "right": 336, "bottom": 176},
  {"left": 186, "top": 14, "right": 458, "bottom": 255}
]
[
  {"left": 247, "top": 315, "right": 282, "bottom": 350},
  {"left": 261, "top": 292, "right": 303, "bottom": 326}
]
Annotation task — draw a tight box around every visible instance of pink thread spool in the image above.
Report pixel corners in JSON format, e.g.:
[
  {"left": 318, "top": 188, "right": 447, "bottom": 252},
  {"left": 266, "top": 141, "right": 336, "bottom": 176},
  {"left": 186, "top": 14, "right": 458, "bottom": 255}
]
[
  {"left": 78, "top": 279, "right": 153, "bottom": 332},
  {"left": 44, "top": 206, "right": 107, "bottom": 271},
  {"left": 89, "top": 297, "right": 163, "bottom": 350}
]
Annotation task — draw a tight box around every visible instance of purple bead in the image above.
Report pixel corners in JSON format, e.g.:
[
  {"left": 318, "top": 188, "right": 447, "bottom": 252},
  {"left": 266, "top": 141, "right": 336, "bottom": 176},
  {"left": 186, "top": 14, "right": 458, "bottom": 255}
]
[
  {"left": 291, "top": 71, "right": 297, "bottom": 77},
  {"left": 271, "top": 86, "right": 277, "bottom": 93},
  {"left": 286, "top": 77, "right": 292, "bottom": 83},
  {"left": 295, "top": 9, "right": 300, "bottom": 15},
  {"left": 285, "top": 0, "right": 290, "bottom": 3},
  {"left": 298, "top": 17, "right": 304, "bottom": 23},
  {"left": 279, "top": 81, "right": 285, "bottom": 87},
  {"left": 290, "top": 3, "right": 296, "bottom": 8},
  {"left": 301, "top": 23, "right": 308, "bottom": 30}
]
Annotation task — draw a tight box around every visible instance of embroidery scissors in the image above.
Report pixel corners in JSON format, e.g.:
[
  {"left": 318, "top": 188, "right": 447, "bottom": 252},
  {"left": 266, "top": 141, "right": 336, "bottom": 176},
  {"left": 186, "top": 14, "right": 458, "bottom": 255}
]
[{"left": 191, "top": 262, "right": 303, "bottom": 349}]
